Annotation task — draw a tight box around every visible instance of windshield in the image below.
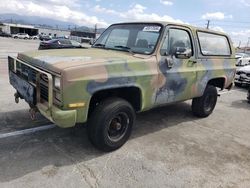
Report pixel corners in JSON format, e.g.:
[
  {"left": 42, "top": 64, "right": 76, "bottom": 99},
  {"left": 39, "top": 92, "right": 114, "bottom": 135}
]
[{"left": 93, "top": 23, "right": 163, "bottom": 55}]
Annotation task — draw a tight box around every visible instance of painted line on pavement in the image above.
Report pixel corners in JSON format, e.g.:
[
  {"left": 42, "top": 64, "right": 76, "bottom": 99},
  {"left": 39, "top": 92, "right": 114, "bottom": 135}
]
[{"left": 0, "top": 124, "right": 56, "bottom": 139}]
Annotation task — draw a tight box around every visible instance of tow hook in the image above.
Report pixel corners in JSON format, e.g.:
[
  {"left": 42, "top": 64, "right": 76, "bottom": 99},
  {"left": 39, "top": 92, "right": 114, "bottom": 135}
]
[
  {"left": 14, "top": 92, "right": 20, "bottom": 103},
  {"left": 29, "top": 107, "right": 38, "bottom": 120}
]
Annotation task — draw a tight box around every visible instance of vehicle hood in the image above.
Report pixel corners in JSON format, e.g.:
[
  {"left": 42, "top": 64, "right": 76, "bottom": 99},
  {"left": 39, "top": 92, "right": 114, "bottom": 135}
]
[
  {"left": 237, "top": 65, "right": 250, "bottom": 73},
  {"left": 17, "top": 48, "right": 147, "bottom": 74}
]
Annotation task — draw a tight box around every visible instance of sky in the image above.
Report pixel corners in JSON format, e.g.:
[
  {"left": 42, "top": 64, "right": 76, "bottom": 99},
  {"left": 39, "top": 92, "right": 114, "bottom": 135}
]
[{"left": 0, "top": 0, "right": 250, "bottom": 46}]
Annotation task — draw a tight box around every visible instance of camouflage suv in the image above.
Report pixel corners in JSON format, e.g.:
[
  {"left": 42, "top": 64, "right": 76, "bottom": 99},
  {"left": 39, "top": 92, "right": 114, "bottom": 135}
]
[{"left": 8, "top": 22, "right": 236, "bottom": 151}]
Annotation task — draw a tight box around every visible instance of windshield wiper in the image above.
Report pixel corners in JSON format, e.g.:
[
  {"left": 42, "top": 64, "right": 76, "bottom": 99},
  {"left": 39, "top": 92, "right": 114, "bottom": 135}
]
[
  {"left": 93, "top": 43, "right": 105, "bottom": 48},
  {"left": 114, "top": 45, "right": 131, "bottom": 50}
]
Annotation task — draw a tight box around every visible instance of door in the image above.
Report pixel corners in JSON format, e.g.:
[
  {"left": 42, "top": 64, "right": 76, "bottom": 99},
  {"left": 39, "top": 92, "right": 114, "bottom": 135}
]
[{"left": 155, "top": 26, "right": 197, "bottom": 105}]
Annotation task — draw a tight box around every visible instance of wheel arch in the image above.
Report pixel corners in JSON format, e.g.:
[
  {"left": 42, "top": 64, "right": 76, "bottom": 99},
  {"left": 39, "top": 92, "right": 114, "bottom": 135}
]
[
  {"left": 207, "top": 77, "right": 226, "bottom": 90},
  {"left": 87, "top": 86, "right": 142, "bottom": 118}
]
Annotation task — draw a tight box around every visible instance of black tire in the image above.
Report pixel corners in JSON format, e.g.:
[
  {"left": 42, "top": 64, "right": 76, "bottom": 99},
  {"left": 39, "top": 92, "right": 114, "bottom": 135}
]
[
  {"left": 14, "top": 36, "right": 18, "bottom": 39},
  {"left": 87, "top": 98, "right": 135, "bottom": 152},
  {"left": 192, "top": 85, "right": 217, "bottom": 118}
]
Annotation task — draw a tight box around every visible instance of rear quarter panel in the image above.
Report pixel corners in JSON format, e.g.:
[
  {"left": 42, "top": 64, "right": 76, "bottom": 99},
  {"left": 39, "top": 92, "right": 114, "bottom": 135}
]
[{"left": 194, "top": 31, "right": 236, "bottom": 96}]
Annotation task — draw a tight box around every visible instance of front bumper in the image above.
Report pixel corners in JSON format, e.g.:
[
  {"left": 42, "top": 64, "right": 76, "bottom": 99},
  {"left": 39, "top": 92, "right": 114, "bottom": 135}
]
[
  {"left": 235, "top": 74, "right": 250, "bottom": 85},
  {"left": 8, "top": 56, "right": 77, "bottom": 128},
  {"left": 37, "top": 103, "right": 77, "bottom": 128}
]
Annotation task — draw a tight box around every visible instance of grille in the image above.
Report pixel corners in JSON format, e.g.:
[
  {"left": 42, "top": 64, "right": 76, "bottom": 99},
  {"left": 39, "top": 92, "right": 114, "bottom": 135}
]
[
  {"left": 11, "top": 59, "right": 49, "bottom": 102},
  {"left": 15, "top": 63, "right": 38, "bottom": 83},
  {"left": 40, "top": 83, "right": 48, "bottom": 101},
  {"left": 236, "top": 71, "right": 245, "bottom": 75},
  {"left": 236, "top": 71, "right": 241, "bottom": 75}
]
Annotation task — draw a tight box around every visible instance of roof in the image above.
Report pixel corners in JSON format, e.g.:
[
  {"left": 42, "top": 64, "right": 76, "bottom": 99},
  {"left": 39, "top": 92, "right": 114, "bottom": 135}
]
[{"left": 111, "top": 21, "right": 227, "bottom": 36}]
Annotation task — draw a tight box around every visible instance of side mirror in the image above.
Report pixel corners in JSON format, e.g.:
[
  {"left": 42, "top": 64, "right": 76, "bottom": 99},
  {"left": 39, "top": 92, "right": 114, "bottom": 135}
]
[{"left": 174, "top": 47, "right": 192, "bottom": 59}]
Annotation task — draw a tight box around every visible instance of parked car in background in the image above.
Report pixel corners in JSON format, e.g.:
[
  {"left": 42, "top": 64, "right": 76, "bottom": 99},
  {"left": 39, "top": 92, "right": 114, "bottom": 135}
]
[
  {"left": 0, "top": 31, "right": 11, "bottom": 37},
  {"left": 235, "top": 65, "right": 250, "bottom": 86},
  {"left": 236, "top": 53, "right": 250, "bottom": 66},
  {"left": 89, "top": 38, "right": 96, "bottom": 45},
  {"left": 38, "top": 39, "right": 82, "bottom": 50},
  {"left": 39, "top": 35, "right": 52, "bottom": 41},
  {"left": 30, "top": 35, "right": 39, "bottom": 40},
  {"left": 81, "top": 37, "right": 91, "bottom": 43},
  {"left": 12, "top": 33, "right": 30, "bottom": 39}
]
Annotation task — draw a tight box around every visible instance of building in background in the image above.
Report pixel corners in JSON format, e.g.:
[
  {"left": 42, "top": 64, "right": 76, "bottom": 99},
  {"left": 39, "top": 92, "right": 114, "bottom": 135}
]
[
  {"left": 37, "top": 27, "right": 70, "bottom": 38},
  {"left": 0, "top": 22, "right": 103, "bottom": 43},
  {"left": 0, "top": 23, "right": 38, "bottom": 36},
  {"left": 70, "top": 30, "right": 96, "bottom": 43}
]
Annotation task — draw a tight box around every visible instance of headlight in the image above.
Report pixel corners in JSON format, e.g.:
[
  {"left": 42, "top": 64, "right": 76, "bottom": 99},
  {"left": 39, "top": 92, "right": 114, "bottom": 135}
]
[{"left": 54, "top": 77, "right": 61, "bottom": 89}]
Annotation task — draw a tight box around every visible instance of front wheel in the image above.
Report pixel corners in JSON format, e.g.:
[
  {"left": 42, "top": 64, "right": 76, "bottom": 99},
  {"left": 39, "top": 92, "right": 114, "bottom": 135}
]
[
  {"left": 87, "top": 98, "right": 135, "bottom": 152},
  {"left": 192, "top": 85, "right": 217, "bottom": 117}
]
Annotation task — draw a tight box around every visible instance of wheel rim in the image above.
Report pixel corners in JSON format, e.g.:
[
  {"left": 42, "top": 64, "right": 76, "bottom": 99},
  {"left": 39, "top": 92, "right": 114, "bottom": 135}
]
[
  {"left": 107, "top": 112, "right": 130, "bottom": 142},
  {"left": 204, "top": 94, "right": 215, "bottom": 112}
]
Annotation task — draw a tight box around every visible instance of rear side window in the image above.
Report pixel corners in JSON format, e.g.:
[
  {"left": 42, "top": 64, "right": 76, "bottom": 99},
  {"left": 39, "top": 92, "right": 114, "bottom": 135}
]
[{"left": 197, "top": 32, "right": 231, "bottom": 56}]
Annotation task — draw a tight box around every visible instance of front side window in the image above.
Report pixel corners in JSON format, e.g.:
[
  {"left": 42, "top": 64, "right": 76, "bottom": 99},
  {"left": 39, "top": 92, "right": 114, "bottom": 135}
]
[
  {"left": 197, "top": 32, "right": 231, "bottom": 56},
  {"left": 93, "top": 24, "right": 162, "bottom": 55},
  {"left": 161, "top": 28, "right": 193, "bottom": 56}
]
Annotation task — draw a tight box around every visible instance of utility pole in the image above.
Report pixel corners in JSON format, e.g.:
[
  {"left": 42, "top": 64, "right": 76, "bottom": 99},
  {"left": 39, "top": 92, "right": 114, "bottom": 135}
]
[
  {"left": 206, "top": 20, "right": 210, "bottom": 29},
  {"left": 94, "top": 24, "right": 97, "bottom": 39},
  {"left": 238, "top": 40, "right": 241, "bottom": 48}
]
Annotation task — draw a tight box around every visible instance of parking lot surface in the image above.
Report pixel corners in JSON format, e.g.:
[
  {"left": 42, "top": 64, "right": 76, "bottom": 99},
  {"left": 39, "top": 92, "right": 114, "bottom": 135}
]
[{"left": 0, "top": 37, "right": 250, "bottom": 188}]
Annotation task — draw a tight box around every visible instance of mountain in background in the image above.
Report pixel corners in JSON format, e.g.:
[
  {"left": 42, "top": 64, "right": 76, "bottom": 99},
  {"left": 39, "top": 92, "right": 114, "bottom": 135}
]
[{"left": 0, "top": 13, "right": 106, "bottom": 33}]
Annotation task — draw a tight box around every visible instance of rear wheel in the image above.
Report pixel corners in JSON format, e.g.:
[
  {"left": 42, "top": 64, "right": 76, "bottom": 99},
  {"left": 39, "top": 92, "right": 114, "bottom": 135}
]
[
  {"left": 87, "top": 98, "right": 135, "bottom": 152},
  {"left": 192, "top": 85, "right": 217, "bottom": 117}
]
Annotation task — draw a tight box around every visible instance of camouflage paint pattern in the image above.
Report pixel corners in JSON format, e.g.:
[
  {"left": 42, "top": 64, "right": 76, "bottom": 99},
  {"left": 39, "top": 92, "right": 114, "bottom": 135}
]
[{"left": 12, "top": 21, "right": 236, "bottom": 127}]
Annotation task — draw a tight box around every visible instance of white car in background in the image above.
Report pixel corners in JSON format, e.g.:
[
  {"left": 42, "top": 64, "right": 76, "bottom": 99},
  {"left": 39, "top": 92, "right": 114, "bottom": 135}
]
[
  {"left": 12, "top": 33, "right": 30, "bottom": 40},
  {"left": 236, "top": 53, "right": 250, "bottom": 67},
  {"left": 235, "top": 65, "right": 250, "bottom": 86},
  {"left": 30, "top": 35, "right": 39, "bottom": 40}
]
